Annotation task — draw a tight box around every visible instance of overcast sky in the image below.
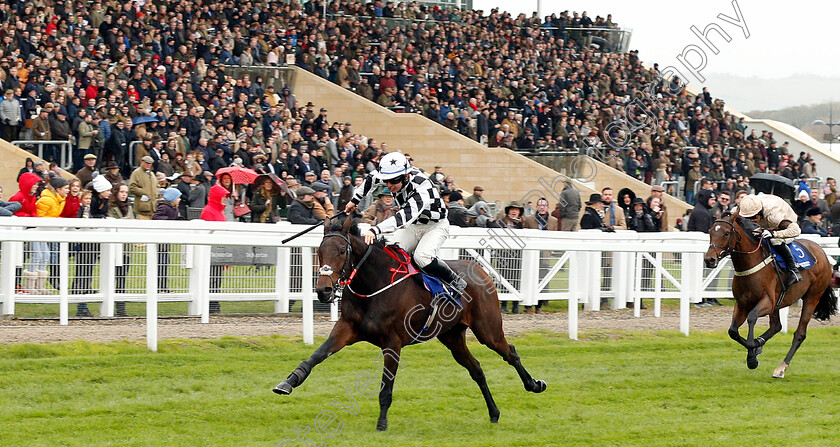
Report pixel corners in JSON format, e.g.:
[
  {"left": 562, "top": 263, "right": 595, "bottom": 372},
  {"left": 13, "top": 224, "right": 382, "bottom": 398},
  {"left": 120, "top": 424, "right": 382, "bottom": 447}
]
[{"left": 472, "top": 0, "right": 838, "bottom": 112}]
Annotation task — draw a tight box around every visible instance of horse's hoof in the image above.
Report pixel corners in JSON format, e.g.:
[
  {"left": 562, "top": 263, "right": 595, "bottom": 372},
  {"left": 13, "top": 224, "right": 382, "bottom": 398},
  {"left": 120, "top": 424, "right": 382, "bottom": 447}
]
[
  {"left": 376, "top": 419, "right": 388, "bottom": 431},
  {"left": 272, "top": 381, "right": 293, "bottom": 395},
  {"left": 747, "top": 357, "right": 759, "bottom": 370},
  {"left": 490, "top": 413, "right": 500, "bottom": 424},
  {"left": 532, "top": 379, "right": 547, "bottom": 393},
  {"left": 772, "top": 370, "right": 786, "bottom": 379},
  {"left": 772, "top": 363, "right": 788, "bottom": 378}
]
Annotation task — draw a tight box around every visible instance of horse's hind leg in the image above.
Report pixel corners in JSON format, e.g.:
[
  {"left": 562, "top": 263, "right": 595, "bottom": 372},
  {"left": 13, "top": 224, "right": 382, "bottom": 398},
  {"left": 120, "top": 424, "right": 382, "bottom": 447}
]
[
  {"left": 470, "top": 318, "right": 546, "bottom": 393},
  {"left": 774, "top": 291, "right": 820, "bottom": 378},
  {"left": 273, "top": 321, "right": 357, "bottom": 395},
  {"left": 438, "top": 325, "right": 500, "bottom": 423}
]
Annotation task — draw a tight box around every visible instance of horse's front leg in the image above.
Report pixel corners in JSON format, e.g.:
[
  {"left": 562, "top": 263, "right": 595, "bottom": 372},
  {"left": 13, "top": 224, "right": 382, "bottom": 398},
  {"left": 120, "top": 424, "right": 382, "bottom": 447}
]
[
  {"left": 745, "top": 297, "right": 774, "bottom": 369},
  {"left": 728, "top": 303, "right": 750, "bottom": 348},
  {"left": 376, "top": 345, "right": 404, "bottom": 431},
  {"left": 273, "top": 321, "right": 357, "bottom": 395}
]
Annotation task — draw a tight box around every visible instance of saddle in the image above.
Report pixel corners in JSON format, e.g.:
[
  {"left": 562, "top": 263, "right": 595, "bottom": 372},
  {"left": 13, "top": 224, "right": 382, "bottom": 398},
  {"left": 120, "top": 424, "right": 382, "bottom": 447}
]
[{"left": 383, "top": 245, "right": 462, "bottom": 307}]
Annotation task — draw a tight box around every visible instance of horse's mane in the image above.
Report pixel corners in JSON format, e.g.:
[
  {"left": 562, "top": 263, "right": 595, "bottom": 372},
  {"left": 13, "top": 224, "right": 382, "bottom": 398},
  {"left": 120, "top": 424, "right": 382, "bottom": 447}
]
[
  {"left": 728, "top": 209, "right": 760, "bottom": 243},
  {"left": 326, "top": 216, "right": 389, "bottom": 249}
]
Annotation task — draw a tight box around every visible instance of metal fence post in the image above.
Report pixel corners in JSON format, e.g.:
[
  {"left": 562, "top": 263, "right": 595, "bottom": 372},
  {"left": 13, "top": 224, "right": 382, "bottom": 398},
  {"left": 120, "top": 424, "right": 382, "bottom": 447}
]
[
  {"left": 146, "top": 243, "right": 158, "bottom": 351},
  {"left": 520, "top": 249, "right": 539, "bottom": 307},
  {"left": 189, "top": 245, "right": 211, "bottom": 324},
  {"left": 654, "top": 252, "right": 663, "bottom": 318}
]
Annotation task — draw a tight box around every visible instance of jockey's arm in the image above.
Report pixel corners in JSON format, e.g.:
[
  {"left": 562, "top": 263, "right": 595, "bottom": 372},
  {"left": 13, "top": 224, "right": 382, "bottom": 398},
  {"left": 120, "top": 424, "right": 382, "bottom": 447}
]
[
  {"left": 347, "top": 173, "right": 379, "bottom": 213},
  {"left": 772, "top": 219, "right": 801, "bottom": 239},
  {"left": 370, "top": 182, "right": 434, "bottom": 236}
]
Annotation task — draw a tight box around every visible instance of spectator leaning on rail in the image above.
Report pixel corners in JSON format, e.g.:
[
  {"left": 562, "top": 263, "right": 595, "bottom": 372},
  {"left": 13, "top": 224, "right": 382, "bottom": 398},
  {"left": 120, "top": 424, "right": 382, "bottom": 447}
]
[
  {"left": 736, "top": 193, "right": 803, "bottom": 286},
  {"left": 345, "top": 152, "right": 468, "bottom": 298}
]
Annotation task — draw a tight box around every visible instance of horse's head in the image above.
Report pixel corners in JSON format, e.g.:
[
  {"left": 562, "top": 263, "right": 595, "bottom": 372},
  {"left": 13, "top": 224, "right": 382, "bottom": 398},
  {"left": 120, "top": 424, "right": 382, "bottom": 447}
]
[
  {"left": 705, "top": 210, "right": 758, "bottom": 268},
  {"left": 706, "top": 218, "right": 735, "bottom": 268},
  {"left": 316, "top": 216, "right": 355, "bottom": 303}
]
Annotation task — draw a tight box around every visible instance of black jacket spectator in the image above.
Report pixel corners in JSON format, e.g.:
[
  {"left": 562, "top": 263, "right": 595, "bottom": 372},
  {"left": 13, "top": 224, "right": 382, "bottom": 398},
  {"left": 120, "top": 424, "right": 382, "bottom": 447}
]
[
  {"left": 580, "top": 207, "right": 608, "bottom": 230},
  {"left": 687, "top": 189, "right": 716, "bottom": 233},
  {"left": 287, "top": 199, "right": 322, "bottom": 224}
]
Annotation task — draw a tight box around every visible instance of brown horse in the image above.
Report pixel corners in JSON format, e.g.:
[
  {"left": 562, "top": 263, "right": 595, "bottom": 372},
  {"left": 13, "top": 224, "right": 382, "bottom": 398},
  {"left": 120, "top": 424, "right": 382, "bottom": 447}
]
[
  {"left": 273, "top": 216, "right": 546, "bottom": 430},
  {"left": 704, "top": 211, "right": 837, "bottom": 378}
]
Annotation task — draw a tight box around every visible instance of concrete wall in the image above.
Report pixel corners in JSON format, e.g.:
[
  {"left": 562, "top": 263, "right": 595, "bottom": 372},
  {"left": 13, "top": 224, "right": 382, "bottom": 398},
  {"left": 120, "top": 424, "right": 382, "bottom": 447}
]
[
  {"left": 0, "top": 140, "right": 47, "bottom": 195},
  {"left": 290, "top": 67, "right": 690, "bottom": 228}
]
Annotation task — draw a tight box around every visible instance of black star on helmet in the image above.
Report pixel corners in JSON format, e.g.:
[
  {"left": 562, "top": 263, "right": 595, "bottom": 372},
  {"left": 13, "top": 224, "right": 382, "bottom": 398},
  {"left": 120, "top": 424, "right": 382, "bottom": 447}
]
[{"left": 390, "top": 159, "right": 398, "bottom": 165}]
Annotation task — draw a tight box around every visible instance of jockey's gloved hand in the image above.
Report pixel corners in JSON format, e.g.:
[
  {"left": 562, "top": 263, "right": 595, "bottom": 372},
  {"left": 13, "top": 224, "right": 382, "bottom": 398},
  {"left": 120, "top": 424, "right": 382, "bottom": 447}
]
[{"left": 761, "top": 229, "right": 773, "bottom": 239}]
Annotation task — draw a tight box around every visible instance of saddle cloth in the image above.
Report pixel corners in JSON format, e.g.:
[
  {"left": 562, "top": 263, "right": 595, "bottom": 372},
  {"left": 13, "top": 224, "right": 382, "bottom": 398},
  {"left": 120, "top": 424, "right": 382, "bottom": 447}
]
[
  {"left": 384, "top": 245, "right": 461, "bottom": 305},
  {"left": 766, "top": 240, "right": 815, "bottom": 270}
]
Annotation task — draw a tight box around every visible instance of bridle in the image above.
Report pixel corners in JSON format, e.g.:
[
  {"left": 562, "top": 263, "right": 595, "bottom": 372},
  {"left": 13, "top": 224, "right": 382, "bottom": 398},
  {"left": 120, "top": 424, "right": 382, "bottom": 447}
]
[
  {"left": 318, "top": 233, "right": 374, "bottom": 301},
  {"left": 708, "top": 218, "right": 762, "bottom": 260}
]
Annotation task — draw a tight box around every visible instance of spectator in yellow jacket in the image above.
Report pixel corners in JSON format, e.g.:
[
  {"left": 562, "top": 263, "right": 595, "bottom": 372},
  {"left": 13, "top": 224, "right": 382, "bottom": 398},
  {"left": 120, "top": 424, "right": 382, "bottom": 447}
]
[{"left": 36, "top": 177, "right": 69, "bottom": 217}]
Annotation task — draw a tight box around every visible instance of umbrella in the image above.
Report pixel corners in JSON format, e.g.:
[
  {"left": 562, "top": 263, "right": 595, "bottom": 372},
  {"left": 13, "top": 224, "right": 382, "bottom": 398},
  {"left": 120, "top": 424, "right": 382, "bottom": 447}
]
[
  {"left": 132, "top": 115, "right": 160, "bottom": 125},
  {"left": 251, "top": 173, "right": 287, "bottom": 194},
  {"left": 216, "top": 166, "right": 259, "bottom": 184},
  {"left": 749, "top": 173, "right": 796, "bottom": 201}
]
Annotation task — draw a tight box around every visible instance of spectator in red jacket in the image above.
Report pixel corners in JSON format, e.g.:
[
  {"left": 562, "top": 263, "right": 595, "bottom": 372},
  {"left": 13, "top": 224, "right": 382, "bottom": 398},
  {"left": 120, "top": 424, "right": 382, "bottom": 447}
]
[{"left": 10, "top": 172, "right": 43, "bottom": 217}]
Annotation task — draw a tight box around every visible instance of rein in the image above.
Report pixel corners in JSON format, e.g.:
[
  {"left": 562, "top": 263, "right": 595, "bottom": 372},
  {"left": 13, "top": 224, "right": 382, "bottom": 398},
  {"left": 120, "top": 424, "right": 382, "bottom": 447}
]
[
  {"left": 320, "top": 233, "right": 418, "bottom": 299},
  {"left": 710, "top": 219, "right": 767, "bottom": 277}
]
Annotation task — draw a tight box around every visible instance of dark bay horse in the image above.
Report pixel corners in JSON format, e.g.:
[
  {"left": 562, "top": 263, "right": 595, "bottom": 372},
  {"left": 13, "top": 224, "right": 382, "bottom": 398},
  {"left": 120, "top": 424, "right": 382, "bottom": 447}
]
[
  {"left": 704, "top": 211, "right": 836, "bottom": 378},
  {"left": 273, "top": 216, "right": 546, "bottom": 430}
]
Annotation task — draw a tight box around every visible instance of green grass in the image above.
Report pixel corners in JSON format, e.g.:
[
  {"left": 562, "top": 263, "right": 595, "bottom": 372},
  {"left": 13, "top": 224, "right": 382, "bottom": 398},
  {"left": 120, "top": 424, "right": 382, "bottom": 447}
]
[{"left": 2, "top": 328, "right": 840, "bottom": 446}]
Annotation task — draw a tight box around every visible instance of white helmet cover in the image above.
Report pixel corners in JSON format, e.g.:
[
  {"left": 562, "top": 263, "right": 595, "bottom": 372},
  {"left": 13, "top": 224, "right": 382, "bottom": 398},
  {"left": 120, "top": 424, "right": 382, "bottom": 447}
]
[
  {"left": 738, "top": 194, "right": 762, "bottom": 218},
  {"left": 377, "top": 152, "right": 410, "bottom": 180}
]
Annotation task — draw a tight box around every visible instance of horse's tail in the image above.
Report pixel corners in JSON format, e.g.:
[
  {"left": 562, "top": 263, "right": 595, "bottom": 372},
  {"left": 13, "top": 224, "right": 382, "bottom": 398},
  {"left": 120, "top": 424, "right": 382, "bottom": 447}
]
[{"left": 814, "top": 286, "right": 838, "bottom": 321}]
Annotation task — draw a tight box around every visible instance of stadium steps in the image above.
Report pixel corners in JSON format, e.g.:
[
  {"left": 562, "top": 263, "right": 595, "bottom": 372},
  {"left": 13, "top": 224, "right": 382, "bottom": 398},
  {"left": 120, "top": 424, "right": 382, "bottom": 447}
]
[{"left": 291, "top": 67, "right": 690, "bottom": 228}]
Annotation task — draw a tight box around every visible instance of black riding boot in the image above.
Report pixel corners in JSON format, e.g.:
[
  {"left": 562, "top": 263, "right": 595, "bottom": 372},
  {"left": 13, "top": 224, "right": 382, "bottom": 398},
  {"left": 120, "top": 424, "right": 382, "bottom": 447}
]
[
  {"left": 776, "top": 243, "right": 802, "bottom": 286},
  {"left": 422, "top": 258, "right": 468, "bottom": 298}
]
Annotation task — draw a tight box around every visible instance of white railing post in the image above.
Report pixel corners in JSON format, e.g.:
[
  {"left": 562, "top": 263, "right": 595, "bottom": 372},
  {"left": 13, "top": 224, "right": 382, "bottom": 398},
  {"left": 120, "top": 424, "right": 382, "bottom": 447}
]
[
  {"left": 679, "top": 254, "right": 692, "bottom": 336},
  {"left": 0, "top": 241, "right": 19, "bottom": 316},
  {"left": 578, "top": 251, "right": 592, "bottom": 311},
  {"left": 520, "top": 249, "right": 539, "bottom": 307},
  {"left": 275, "top": 247, "right": 291, "bottom": 313},
  {"left": 633, "top": 252, "right": 643, "bottom": 318},
  {"left": 59, "top": 242, "right": 69, "bottom": 325},
  {"left": 100, "top": 241, "right": 116, "bottom": 317},
  {"left": 190, "top": 245, "right": 211, "bottom": 324},
  {"left": 613, "top": 251, "right": 628, "bottom": 309},
  {"left": 146, "top": 243, "right": 158, "bottom": 351},
  {"left": 654, "top": 252, "right": 662, "bottom": 317},
  {"left": 301, "top": 247, "right": 314, "bottom": 345},
  {"left": 567, "top": 251, "right": 579, "bottom": 340}
]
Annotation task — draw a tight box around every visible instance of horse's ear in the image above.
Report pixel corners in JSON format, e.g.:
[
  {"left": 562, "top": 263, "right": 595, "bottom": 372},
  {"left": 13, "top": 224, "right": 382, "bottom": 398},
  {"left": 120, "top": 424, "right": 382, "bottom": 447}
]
[
  {"left": 324, "top": 216, "right": 331, "bottom": 232},
  {"left": 342, "top": 214, "right": 353, "bottom": 234}
]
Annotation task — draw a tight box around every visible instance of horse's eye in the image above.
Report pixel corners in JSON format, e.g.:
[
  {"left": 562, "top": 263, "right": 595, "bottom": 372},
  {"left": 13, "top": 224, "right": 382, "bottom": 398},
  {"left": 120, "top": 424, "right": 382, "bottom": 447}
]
[
  {"left": 339, "top": 249, "right": 346, "bottom": 255},
  {"left": 724, "top": 231, "right": 730, "bottom": 236}
]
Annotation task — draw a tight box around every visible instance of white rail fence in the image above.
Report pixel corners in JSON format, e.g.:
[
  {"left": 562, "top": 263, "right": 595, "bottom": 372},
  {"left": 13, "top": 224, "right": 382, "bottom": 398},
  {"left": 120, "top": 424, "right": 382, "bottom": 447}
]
[{"left": 0, "top": 218, "right": 837, "bottom": 351}]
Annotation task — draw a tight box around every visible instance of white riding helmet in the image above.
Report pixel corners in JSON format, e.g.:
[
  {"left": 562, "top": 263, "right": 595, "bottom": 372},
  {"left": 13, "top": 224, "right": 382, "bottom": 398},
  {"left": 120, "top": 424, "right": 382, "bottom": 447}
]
[
  {"left": 738, "top": 194, "right": 762, "bottom": 218},
  {"left": 377, "top": 152, "right": 410, "bottom": 180}
]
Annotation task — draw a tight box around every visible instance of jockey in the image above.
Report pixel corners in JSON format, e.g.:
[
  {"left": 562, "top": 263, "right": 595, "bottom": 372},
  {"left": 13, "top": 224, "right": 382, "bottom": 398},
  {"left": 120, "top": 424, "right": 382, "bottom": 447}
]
[
  {"left": 737, "top": 193, "right": 802, "bottom": 285},
  {"left": 344, "top": 152, "right": 468, "bottom": 297}
]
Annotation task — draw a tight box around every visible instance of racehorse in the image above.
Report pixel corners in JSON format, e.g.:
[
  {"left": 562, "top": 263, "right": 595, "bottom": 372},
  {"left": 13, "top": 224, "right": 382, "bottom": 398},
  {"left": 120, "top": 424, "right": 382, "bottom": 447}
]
[
  {"left": 704, "top": 210, "right": 836, "bottom": 378},
  {"left": 273, "top": 216, "right": 546, "bottom": 430}
]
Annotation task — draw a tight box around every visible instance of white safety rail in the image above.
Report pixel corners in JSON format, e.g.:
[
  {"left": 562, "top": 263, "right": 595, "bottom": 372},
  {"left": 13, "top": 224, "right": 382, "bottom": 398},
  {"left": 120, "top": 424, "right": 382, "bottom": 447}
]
[{"left": 0, "top": 218, "right": 837, "bottom": 350}]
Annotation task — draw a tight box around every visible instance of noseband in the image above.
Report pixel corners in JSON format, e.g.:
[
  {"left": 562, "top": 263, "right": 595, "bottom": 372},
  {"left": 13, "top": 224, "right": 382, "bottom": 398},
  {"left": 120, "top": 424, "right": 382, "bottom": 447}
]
[{"left": 319, "top": 233, "right": 374, "bottom": 300}]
